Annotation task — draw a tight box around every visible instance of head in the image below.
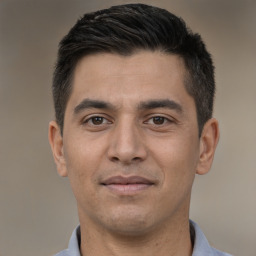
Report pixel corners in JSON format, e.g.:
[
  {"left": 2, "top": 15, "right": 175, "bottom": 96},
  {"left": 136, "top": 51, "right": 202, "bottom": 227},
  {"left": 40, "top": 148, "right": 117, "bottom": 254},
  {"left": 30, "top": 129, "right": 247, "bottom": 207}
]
[
  {"left": 49, "top": 3, "right": 219, "bottom": 243},
  {"left": 52, "top": 3, "right": 215, "bottom": 136}
]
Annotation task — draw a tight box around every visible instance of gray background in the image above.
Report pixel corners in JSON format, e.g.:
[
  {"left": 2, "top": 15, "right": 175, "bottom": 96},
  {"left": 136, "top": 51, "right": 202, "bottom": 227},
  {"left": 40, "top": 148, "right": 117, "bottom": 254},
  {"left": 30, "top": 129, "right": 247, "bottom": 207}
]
[{"left": 0, "top": 0, "right": 255, "bottom": 255}]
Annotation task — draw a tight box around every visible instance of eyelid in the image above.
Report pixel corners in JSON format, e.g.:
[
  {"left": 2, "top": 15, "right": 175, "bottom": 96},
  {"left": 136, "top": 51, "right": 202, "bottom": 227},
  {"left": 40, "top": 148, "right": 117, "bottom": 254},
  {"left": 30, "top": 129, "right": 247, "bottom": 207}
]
[
  {"left": 81, "top": 113, "right": 113, "bottom": 125},
  {"left": 143, "top": 114, "right": 175, "bottom": 124}
]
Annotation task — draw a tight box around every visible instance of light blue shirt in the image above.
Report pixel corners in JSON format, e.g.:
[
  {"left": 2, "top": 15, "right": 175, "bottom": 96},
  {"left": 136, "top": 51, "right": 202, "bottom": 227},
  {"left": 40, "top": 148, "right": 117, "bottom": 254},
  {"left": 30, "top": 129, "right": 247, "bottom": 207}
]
[{"left": 55, "top": 220, "right": 232, "bottom": 256}]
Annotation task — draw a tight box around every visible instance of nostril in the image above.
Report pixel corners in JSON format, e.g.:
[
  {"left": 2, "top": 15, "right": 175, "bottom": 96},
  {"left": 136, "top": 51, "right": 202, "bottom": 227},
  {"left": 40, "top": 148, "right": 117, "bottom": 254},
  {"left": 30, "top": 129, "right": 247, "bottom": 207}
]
[
  {"left": 110, "top": 156, "right": 119, "bottom": 162},
  {"left": 133, "top": 157, "right": 142, "bottom": 161},
  {"left": 109, "top": 156, "right": 143, "bottom": 164}
]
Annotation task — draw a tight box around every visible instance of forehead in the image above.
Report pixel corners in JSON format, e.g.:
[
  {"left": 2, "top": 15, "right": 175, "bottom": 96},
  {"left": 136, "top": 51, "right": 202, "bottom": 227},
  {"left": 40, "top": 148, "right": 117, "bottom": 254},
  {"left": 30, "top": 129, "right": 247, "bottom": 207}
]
[
  {"left": 74, "top": 51, "right": 186, "bottom": 77},
  {"left": 73, "top": 51, "right": 187, "bottom": 96}
]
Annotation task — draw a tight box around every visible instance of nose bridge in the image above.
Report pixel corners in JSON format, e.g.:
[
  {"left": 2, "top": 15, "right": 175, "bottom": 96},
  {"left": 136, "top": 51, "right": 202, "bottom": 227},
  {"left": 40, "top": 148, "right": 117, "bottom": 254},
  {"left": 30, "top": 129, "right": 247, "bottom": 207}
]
[{"left": 107, "top": 115, "right": 146, "bottom": 163}]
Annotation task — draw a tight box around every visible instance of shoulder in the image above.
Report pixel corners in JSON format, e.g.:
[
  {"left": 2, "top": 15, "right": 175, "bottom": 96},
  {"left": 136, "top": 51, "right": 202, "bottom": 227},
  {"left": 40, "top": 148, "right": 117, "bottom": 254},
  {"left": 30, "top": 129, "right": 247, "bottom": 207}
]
[
  {"left": 54, "top": 249, "right": 70, "bottom": 256},
  {"left": 191, "top": 220, "right": 233, "bottom": 256},
  {"left": 54, "top": 226, "right": 81, "bottom": 256},
  {"left": 211, "top": 247, "right": 233, "bottom": 256}
]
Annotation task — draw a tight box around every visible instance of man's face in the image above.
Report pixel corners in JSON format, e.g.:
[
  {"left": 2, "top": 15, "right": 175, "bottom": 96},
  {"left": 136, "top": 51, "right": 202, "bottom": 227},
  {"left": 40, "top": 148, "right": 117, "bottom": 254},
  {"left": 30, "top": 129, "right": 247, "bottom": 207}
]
[{"left": 50, "top": 51, "right": 216, "bottom": 235}]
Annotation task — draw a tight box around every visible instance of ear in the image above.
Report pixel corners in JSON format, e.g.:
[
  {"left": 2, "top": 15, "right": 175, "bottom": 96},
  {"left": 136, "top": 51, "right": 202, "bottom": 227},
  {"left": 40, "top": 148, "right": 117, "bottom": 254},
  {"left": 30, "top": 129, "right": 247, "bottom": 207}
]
[
  {"left": 196, "top": 118, "right": 220, "bottom": 175},
  {"left": 48, "top": 121, "right": 68, "bottom": 177}
]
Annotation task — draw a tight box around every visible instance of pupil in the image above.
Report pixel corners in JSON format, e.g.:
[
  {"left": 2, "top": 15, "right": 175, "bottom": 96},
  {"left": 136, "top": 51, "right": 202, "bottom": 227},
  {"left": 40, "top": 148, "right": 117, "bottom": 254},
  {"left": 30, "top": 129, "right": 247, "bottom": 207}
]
[
  {"left": 153, "top": 117, "right": 164, "bottom": 124},
  {"left": 92, "top": 117, "right": 103, "bottom": 125}
]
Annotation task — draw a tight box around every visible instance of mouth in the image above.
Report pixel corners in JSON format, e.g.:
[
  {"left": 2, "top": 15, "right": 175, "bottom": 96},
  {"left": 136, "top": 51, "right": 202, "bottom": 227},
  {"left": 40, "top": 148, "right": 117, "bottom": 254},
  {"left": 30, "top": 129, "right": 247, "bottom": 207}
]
[{"left": 101, "top": 175, "right": 155, "bottom": 194}]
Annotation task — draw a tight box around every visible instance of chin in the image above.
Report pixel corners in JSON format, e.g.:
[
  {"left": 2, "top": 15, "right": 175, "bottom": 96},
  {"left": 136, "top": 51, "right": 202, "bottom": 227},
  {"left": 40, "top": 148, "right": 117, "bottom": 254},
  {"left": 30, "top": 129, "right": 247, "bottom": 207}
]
[{"left": 103, "top": 207, "right": 154, "bottom": 236}]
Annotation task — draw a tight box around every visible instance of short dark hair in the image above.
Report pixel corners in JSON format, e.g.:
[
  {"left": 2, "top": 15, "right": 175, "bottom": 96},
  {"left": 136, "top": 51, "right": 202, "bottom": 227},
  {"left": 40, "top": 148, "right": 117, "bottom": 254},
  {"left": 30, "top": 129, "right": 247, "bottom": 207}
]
[{"left": 53, "top": 3, "right": 215, "bottom": 136}]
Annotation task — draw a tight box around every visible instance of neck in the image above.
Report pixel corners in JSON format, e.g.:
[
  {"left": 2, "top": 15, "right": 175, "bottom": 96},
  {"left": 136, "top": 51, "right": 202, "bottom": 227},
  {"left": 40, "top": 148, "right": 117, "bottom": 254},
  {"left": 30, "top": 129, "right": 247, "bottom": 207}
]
[{"left": 79, "top": 215, "right": 192, "bottom": 256}]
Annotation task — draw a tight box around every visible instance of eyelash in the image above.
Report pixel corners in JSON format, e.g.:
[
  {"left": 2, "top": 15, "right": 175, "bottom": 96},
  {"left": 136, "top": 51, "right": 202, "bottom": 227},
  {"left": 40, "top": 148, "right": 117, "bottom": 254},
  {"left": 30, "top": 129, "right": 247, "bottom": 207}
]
[
  {"left": 82, "top": 115, "right": 112, "bottom": 126},
  {"left": 144, "top": 116, "right": 173, "bottom": 126},
  {"left": 82, "top": 114, "right": 174, "bottom": 128}
]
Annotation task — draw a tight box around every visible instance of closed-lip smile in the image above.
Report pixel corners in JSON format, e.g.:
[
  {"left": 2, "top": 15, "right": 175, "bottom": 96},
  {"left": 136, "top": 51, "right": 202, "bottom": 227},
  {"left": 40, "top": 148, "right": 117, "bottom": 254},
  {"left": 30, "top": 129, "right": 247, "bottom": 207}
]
[{"left": 101, "top": 175, "right": 155, "bottom": 194}]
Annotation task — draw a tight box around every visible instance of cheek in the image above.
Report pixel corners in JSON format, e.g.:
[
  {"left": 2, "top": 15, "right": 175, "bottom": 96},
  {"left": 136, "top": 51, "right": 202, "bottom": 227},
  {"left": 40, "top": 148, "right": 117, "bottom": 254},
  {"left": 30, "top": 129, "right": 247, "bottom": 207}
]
[
  {"left": 63, "top": 140, "right": 101, "bottom": 211},
  {"left": 64, "top": 133, "right": 105, "bottom": 166},
  {"left": 63, "top": 136, "right": 104, "bottom": 190},
  {"left": 148, "top": 134, "right": 199, "bottom": 185}
]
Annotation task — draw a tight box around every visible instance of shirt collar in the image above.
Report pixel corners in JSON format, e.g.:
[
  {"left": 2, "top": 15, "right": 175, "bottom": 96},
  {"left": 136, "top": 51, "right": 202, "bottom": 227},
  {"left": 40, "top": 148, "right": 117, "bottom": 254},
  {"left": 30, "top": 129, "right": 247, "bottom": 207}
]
[{"left": 59, "top": 221, "right": 231, "bottom": 256}]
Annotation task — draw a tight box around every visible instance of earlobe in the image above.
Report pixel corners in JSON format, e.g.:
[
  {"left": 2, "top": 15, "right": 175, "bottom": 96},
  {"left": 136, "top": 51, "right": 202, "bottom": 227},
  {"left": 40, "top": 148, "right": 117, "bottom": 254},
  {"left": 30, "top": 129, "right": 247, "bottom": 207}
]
[
  {"left": 48, "top": 121, "right": 68, "bottom": 177},
  {"left": 196, "top": 118, "right": 220, "bottom": 175}
]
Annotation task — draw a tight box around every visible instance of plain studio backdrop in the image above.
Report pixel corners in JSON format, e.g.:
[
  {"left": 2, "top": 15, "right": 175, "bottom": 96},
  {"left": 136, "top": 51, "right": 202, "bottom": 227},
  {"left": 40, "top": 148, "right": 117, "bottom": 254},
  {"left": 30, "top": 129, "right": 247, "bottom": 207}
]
[{"left": 0, "top": 0, "right": 255, "bottom": 255}]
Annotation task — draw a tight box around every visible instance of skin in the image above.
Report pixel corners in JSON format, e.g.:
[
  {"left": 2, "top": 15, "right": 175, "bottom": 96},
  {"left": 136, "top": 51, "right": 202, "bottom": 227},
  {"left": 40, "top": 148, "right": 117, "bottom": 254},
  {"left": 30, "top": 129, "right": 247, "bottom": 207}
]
[{"left": 49, "top": 51, "right": 219, "bottom": 256}]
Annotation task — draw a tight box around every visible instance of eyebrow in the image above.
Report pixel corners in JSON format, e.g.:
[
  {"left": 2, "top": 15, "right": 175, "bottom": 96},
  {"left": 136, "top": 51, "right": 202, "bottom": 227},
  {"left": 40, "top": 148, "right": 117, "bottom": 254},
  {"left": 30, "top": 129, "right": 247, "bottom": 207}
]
[
  {"left": 74, "top": 99, "right": 115, "bottom": 114},
  {"left": 74, "top": 98, "right": 183, "bottom": 115},
  {"left": 138, "top": 99, "right": 183, "bottom": 113}
]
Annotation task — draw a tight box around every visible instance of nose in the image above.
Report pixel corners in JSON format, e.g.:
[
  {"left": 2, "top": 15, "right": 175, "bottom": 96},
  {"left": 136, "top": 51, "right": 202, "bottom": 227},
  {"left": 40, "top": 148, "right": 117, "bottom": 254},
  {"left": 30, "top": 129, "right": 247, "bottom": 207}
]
[{"left": 107, "top": 118, "right": 147, "bottom": 165}]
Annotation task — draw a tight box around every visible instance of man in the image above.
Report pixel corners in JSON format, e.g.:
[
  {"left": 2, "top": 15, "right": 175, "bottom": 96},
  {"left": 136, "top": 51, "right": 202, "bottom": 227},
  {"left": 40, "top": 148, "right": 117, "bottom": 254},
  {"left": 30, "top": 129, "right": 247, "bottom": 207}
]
[{"left": 49, "top": 4, "right": 232, "bottom": 256}]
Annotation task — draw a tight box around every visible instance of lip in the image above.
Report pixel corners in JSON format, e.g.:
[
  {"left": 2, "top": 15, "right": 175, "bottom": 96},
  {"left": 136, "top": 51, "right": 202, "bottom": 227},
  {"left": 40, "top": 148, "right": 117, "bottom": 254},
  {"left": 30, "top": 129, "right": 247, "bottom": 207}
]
[{"left": 101, "top": 175, "right": 155, "bottom": 194}]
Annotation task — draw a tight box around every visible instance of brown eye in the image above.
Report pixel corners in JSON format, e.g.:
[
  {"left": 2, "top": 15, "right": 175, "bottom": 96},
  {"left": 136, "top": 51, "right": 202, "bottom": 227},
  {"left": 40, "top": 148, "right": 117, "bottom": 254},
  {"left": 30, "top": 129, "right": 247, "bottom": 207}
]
[
  {"left": 91, "top": 116, "right": 104, "bottom": 125},
  {"left": 82, "top": 115, "right": 112, "bottom": 131},
  {"left": 152, "top": 116, "right": 166, "bottom": 125}
]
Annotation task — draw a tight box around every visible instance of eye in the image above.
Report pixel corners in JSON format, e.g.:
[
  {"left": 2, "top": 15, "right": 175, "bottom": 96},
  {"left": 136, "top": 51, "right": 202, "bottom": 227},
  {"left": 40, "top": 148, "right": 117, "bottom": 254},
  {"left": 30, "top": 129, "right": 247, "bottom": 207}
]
[
  {"left": 90, "top": 116, "right": 106, "bottom": 125},
  {"left": 151, "top": 116, "right": 166, "bottom": 125},
  {"left": 146, "top": 116, "right": 170, "bottom": 125},
  {"left": 83, "top": 115, "right": 112, "bottom": 126}
]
